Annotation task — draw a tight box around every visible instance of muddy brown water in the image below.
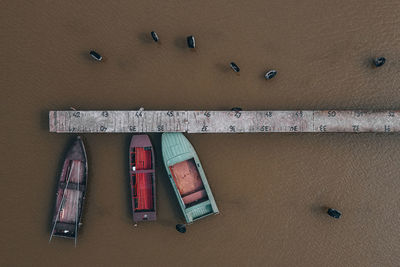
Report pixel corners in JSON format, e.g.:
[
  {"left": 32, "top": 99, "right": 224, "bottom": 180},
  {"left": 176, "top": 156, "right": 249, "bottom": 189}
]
[{"left": 1, "top": 0, "right": 400, "bottom": 266}]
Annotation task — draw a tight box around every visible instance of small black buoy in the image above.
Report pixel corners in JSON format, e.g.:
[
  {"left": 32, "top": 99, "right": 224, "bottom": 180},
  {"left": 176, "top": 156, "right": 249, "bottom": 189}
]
[
  {"left": 89, "top": 50, "right": 102, "bottom": 61},
  {"left": 187, "top": 36, "right": 195, "bottom": 48},
  {"left": 230, "top": 62, "right": 240, "bottom": 73},
  {"left": 176, "top": 224, "right": 186, "bottom": 233},
  {"left": 373, "top": 57, "right": 386, "bottom": 67},
  {"left": 150, "top": 31, "right": 159, "bottom": 42},
  {"left": 265, "top": 70, "right": 277, "bottom": 80},
  {"left": 231, "top": 107, "right": 242, "bottom": 112},
  {"left": 327, "top": 208, "right": 341, "bottom": 219}
]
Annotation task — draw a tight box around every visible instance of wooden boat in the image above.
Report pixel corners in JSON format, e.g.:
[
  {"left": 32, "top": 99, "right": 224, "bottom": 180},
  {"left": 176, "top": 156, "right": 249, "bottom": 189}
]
[
  {"left": 49, "top": 136, "right": 88, "bottom": 245},
  {"left": 161, "top": 133, "right": 219, "bottom": 224},
  {"left": 129, "top": 135, "right": 156, "bottom": 222}
]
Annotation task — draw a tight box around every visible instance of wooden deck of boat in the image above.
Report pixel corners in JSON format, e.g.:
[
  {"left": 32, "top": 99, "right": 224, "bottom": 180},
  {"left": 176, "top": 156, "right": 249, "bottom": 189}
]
[
  {"left": 49, "top": 110, "right": 400, "bottom": 133},
  {"left": 132, "top": 147, "right": 154, "bottom": 211},
  {"left": 58, "top": 188, "right": 81, "bottom": 223},
  {"left": 65, "top": 160, "right": 83, "bottom": 184},
  {"left": 170, "top": 159, "right": 204, "bottom": 196},
  {"left": 134, "top": 174, "right": 154, "bottom": 210}
]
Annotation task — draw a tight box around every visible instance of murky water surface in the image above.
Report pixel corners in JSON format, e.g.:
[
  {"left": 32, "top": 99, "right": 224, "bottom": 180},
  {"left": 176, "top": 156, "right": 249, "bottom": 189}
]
[{"left": 1, "top": 1, "right": 400, "bottom": 266}]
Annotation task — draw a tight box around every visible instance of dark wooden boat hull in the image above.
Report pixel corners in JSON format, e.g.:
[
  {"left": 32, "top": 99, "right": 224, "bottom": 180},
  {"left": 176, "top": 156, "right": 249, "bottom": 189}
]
[
  {"left": 50, "top": 136, "right": 88, "bottom": 241},
  {"left": 129, "top": 135, "right": 156, "bottom": 222}
]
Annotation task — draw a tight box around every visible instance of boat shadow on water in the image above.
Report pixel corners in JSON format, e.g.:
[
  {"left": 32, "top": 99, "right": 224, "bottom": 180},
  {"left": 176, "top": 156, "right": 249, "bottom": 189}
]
[
  {"left": 40, "top": 109, "right": 50, "bottom": 131},
  {"left": 215, "top": 63, "right": 231, "bottom": 73},
  {"left": 173, "top": 37, "right": 187, "bottom": 50},
  {"left": 310, "top": 204, "right": 332, "bottom": 217},
  {"left": 137, "top": 32, "right": 154, "bottom": 44},
  {"left": 123, "top": 135, "right": 133, "bottom": 221}
]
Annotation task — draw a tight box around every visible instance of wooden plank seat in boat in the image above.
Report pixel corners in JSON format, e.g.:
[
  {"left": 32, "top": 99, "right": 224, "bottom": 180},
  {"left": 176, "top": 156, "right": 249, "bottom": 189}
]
[
  {"left": 60, "top": 182, "right": 85, "bottom": 191},
  {"left": 132, "top": 169, "right": 155, "bottom": 174},
  {"left": 182, "top": 189, "right": 207, "bottom": 205}
]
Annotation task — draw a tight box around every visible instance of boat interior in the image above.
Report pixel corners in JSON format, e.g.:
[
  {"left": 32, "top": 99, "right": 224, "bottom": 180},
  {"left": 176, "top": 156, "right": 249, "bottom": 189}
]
[
  {"left": 130, "top": 147, "right": 155, "bottom": 212},
  {"left": 57, "top": 189, "right": 82, "bottom": 223},
  {"left": 61, "top": 160, "right": 85, "bottom": 185},
  {"left": 169, "top": 158, "right": 209, "bottom": 208},
  {"left": 56, "top": 160, "right": 85, "bottom": 224}
]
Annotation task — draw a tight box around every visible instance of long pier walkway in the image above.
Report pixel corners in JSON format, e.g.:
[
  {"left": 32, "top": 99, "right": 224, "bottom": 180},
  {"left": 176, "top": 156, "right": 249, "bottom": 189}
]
[{"left": 49, "top": 110, "right": 400, "bottom": 133}]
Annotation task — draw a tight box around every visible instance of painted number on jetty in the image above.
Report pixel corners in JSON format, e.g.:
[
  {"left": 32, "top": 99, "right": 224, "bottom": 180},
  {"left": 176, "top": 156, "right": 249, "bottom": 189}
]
[{"left": 49, "top": 110, "right": 400, "bottom": 133}]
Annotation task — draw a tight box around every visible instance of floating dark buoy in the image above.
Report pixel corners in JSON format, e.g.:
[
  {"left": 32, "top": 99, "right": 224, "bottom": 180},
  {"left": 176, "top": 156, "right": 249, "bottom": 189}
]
[
  {"left": 89, "top": 50, "right": 102, "bottom": 61},
  {"left": 176, "top": 224, "right": 186, "bottom": 233},
  {"left": 187, "top": 36, "right": 195, "bottom": 48},
  {"left": 230, "top": 62, "right": 240, "bottom": 72},
  {"left": 373, "top": 57, "right": 386, "bottom": 67},
  {"left": 150, "top": 31, "right": 159, "bottom": 42},
  {"left": 231, "top": 107, "right": 242, "bottom": 112},
  {"left": 327, "top": 208, "right": 341, "bottom": 219},
  {"left": 265, "top": 70, "right": 277, "bottom": 80}
]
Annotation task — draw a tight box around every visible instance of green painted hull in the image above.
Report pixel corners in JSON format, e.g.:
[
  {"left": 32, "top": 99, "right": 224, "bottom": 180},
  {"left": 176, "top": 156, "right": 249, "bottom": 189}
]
[{"left": 161, "top": 133, "right": 219, "bottom": 223}]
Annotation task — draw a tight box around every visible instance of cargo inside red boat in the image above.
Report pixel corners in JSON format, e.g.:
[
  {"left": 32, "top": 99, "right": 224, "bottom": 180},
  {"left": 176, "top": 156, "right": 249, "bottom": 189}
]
[{"left": 130, "top": 147, "right": 154, "bottom": 211}]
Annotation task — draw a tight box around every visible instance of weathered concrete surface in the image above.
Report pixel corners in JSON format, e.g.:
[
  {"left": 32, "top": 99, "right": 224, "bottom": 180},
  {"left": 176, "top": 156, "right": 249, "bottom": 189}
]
[{"left": 49, "top": 110, "right": 400, "bottom": 133}]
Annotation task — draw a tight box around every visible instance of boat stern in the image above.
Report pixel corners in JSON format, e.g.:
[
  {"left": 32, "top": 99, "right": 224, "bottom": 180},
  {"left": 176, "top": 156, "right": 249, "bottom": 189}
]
[
  {"left": 133, "top": 211, "right": 156, "bottom": 222},
  {"left": 185, "top": 200, "right": 219, "bottom": 223},
  {"left": 52, "top": 222, "right": 77, "bottom": 239}
]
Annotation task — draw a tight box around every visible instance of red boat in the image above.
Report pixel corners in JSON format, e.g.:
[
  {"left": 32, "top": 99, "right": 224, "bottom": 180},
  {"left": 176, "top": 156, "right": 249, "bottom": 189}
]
[
  {"left": 49, "top": 136, "right": 88, "bottom": 245},
  {"left": 129, "top": 135, "right": 156, "bottom": 222}
]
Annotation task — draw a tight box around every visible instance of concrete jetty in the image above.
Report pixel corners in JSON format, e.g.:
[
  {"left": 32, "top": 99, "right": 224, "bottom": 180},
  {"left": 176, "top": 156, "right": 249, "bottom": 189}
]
[{"left": 49, "top": 110, "right": 400, "bottom": 133}]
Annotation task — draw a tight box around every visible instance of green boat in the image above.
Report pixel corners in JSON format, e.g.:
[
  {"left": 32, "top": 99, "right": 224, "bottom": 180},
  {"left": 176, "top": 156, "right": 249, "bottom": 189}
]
[{"left": 162, "top": 133, "right": 219, "bottom": 224}]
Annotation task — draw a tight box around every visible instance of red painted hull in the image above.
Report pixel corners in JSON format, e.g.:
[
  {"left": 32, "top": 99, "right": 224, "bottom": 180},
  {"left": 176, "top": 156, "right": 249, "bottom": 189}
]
[{"left": 129, "top": 135, "right": 156, "bottom": 222}]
